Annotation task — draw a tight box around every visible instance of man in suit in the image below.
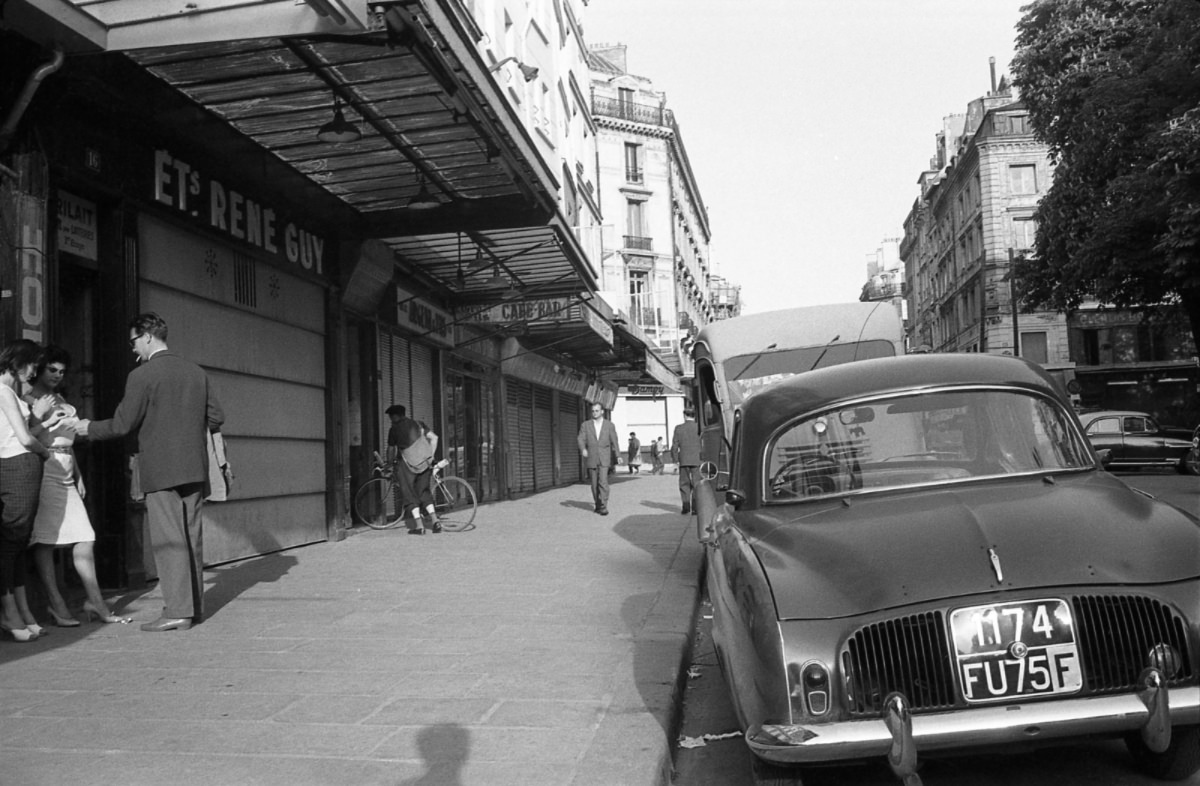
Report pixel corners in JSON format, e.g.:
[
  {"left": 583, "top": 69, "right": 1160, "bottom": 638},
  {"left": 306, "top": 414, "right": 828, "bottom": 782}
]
[
  {"left": 78, "top": 313, "right": 223, "bottom": 632},
  {"left": 671, "top": 409, "right": 701, "bottom": 515},
  {"left": 576, "top": 402, "right": 620, "bottom": 515}
]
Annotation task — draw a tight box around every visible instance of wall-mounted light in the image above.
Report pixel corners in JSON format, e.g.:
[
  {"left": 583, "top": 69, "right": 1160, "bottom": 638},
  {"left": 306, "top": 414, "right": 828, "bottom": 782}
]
[
  {"left": 316, "top": 97, "right": 361, "bottom": 143},
  {"left": 489, "top": 56, "right": 539, "bottom": 82}
]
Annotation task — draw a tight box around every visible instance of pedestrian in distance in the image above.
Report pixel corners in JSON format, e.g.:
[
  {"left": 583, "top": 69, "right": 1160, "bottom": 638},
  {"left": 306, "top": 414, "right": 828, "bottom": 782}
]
[
  {"left": 650, "top": 436, "right": 664, "bottom": 475},
  {"left": 577, "top": 402, "right": 620, "bottom": 516},
  {"left": 671, "top": 409, "right": 702, "bottom": 515},
  {"left": 24, "top": 345, "right": 129, "bottom": 626},
  {"left": 386, "top": 404, "right": 440, "bottom": 534},
  {"left": 0, "top": 339, "right": 64, "bottom": 642},
  {"left": 76, "top": 313, "right": 224, "bottom": 632},
  {"left": 627, "top": 432, "right": 642, "bottom": 474}
]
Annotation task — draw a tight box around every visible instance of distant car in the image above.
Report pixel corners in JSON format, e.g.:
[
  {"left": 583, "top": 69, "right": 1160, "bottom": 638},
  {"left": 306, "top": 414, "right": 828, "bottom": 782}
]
[
  {"left": 1190, "top": 425, "right": 1200, "bottom": 476},
  {"left": 693, "top": 354, "right": 1200, "bottom": 785},
  {"left": 1080, "top": 410, "right": 1198, "bottom": 475}
]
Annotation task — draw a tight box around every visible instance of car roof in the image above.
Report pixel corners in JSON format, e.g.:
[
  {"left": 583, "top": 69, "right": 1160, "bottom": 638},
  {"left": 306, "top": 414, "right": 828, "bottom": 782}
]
[
  {"left": 694, "top": 302, "right": 897, "bottom": 360},
  {"left": 738, "top": 353, "right": 1063, "bottom": 437},
  {"left": 1079, "top": 410, "right": 1153, "bottom": 422}
]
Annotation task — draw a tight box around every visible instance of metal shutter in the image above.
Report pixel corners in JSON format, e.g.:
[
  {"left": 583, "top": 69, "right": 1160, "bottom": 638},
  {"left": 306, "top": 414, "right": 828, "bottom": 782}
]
[
  {"left": 533, "top": 385, "right": 554, "bottom": 488},
  {"left": 505, "top": 379, "right": 535, "bottom": 493},
  {"left": 557, "top": 394, "right": 582, "bottom": 484},
  {"left": 378, "top": 329, "right": 411, "bottom": 448},
  {"left": 410, "top": 341, "right": 436, "bottom": 429}
]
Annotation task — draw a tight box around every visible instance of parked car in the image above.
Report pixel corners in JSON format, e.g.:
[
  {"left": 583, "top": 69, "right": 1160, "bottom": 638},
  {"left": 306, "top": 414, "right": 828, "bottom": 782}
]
[
  {"left": 1080, "top": 410, "right": 1198, "bottom": 475},
  {"left": 693, "top": 354, "right": 1200, "bottom": 785},
  {"left": 1182, "top": 423, "right": 1200, "bottom": 477}
]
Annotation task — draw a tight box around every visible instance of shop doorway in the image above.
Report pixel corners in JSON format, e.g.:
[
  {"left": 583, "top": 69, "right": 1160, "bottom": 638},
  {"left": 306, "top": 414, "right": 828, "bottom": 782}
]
[{"left": 445, "top": 371, "right": 498, "bottom": 501}]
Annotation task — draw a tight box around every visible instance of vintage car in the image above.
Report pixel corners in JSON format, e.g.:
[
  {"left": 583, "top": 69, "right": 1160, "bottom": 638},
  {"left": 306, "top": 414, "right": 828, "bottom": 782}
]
[
  {"left": 693, "top": 354, "right": 1200, "bottom": 785},
  {"left": 1080, "top": 409, "right": 1198, "bottom": 475}
]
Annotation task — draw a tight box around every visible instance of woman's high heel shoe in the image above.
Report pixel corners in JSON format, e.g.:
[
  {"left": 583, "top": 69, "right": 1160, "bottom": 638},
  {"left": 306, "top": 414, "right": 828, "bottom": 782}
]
[
  {"left": 0, "top": 623, "right": 37, "bottom": 642},
  {"left": 81, "top": 601, "right": 131, "bottom": 624},
  {"left": 47, "top": 607, "right": 81, "bottom": 627}
]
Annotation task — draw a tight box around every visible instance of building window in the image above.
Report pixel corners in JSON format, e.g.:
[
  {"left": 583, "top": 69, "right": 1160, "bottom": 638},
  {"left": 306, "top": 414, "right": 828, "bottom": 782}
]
[
  {"left": 1013, "top": 217, "right": 1037, "bottom": 250},
  {"left": 624, "top": 143, "right": 642, "bottom": 183},
  {"left": 1009, "top": 164, "right": 1038, "bottom": 195},
  {"left": 626, "top": 199, "right": 645, "bottom": 238},
  {"left": 1021, "top": 331, "right": 1048, "bottom": 364},
  {"left": 618, "top": 87, "right": 634, "bottom": 112},
  {"left": 629, "top": 270, "right": 650, "bottom": 325}
]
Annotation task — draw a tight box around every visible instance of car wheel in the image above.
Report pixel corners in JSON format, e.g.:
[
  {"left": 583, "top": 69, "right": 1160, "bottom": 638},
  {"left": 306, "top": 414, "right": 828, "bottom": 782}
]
[
  {"left": 751, "top": 757, "right": 804, "bottom": 785},
  {"left": 1181, "top": 448, "right": 1200, "bottom": 476},
  {"left": 1125, "top": 725, "right": 1200, "bottom": 780}
]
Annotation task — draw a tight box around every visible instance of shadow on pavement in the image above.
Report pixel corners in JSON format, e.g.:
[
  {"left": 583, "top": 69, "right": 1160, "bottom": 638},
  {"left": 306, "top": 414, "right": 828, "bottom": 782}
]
[
  {"left": 203, "top": 550, "right": 299, "bottom": 618},
  {"left": 398, "top": 722, "right": 470, "bottom": 786}
]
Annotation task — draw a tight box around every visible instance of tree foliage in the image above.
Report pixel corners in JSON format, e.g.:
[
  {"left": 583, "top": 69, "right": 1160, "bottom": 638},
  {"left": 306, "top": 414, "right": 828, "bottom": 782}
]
[{"left": 1011, "top": 0, "right": 1200, "bottom": 344}]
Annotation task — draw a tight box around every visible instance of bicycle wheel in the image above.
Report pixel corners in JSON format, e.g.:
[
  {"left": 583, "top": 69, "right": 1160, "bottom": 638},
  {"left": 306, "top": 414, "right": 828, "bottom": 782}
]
[
  {"left": 354, "top": 477, "right": 403, "bottom": 529},
  {"left": 432, "top": 476, "right": 477, "bottom": 531}
]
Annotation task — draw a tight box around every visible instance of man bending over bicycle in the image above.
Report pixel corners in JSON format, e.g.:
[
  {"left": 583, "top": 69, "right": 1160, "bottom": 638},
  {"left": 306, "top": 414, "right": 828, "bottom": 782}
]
[{"left": 385, "top": 404, "right": 440, "bottom": 534}]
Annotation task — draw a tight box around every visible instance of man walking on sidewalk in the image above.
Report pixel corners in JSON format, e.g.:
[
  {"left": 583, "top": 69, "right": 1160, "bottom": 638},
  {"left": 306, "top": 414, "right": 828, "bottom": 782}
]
[
  {"left": 78, "top": 312, "right": 223, "bottom": 632},
  {"left": 671, "top": 409, "right": 701, "bottom": 515},
  {"left": 577, "top": 402, "right": 620, "bottom": 515}
]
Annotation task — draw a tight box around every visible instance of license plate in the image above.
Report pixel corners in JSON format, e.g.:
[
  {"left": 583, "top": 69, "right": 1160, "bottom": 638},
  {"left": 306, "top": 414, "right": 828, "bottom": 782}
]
[{"left": 950, "top": 599, "right": 1083, "bottom": 703}]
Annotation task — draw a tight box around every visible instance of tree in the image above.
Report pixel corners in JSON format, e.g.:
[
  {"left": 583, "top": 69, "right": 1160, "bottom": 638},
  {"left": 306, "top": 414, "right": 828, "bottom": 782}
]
[{"left": 1011, "top": 0, "right": 1200, "bottom": 346}]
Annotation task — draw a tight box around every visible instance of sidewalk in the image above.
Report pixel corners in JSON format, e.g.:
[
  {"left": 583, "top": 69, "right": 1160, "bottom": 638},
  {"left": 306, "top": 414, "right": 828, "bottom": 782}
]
[{"left": 0, "top": 472, "right": 703, "bottom": 786}]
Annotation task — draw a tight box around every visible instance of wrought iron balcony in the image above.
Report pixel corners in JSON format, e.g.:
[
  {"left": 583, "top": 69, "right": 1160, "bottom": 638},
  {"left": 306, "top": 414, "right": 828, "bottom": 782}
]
[
  {"left": 593, "top": 96, "right": 672, "bottom": 126},
  {"left": 625, "top": 166, "right": 643, "bottom": 183},
  {"left": 623, "top": 235, "right": 653, "bottom": 251}
]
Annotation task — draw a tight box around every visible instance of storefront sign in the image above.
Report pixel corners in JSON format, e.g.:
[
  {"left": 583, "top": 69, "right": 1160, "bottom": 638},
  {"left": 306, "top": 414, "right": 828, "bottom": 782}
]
[
  {"left": 460, "top": 297, "right": 577, "bottom": 324},
  {"left": 56, "top": 191, "right": 97, "bottom": 260},
  {"left": 18, "top": 195, "right": 46, "bottom": 342},
  {"left": 151, "top": 149, "right": 327, "bottom": 277},
  {"left": 642, "top": 346, "right": 680, "bottom": 390},
  {"left": 500, "top": 337, "right": 589, "bottom": 397},
  {"left": 395, "top": 285, "right": 454, "bottom": 348},
  {"left": 582, "top": 304, "right": 615, "bottom": 345},
  {"left": 623, "top": 385, "right": 668, "bottom": 397}
]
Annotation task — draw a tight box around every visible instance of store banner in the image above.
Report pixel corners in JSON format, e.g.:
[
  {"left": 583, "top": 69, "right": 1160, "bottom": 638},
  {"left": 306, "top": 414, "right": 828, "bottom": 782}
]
[
  {"left": 56, "top": 191, "right": 98, "bottom": 261},
  {"left": 394, "top": 284, "right": 454, "bottom": 348},
  {"left": 18, "top": 194, "right": 47, "bottom": 342}
]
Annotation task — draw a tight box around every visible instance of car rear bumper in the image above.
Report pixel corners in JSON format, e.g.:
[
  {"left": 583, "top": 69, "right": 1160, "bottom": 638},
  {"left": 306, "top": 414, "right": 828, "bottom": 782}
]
[{"left": 748, "top": 683, "right": 1199, "bottom": 766}]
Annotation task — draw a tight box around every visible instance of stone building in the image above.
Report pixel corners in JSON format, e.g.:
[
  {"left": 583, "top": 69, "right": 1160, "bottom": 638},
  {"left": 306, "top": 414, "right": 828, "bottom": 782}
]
[
  {"left": 587, "top": 43, "right": 724, "bottom": 452},
  {"left": 901, "top": 84, "right": 1069, "bottom": 369}
]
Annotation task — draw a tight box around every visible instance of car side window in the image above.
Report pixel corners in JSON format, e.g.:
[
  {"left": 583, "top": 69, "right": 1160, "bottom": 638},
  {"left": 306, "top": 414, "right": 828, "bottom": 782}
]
[
  {"left": 1089, "top": 418, "right": 1121, "bottom": 435},
  {"left": 1123, "top": 417, "right": 1147, "bottom": 434}
]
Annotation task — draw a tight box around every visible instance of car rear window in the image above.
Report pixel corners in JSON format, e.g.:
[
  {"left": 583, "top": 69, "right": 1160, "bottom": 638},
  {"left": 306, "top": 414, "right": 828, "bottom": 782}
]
[{"left": 766, "top": 388, "right": 1093, "bottom": 502}]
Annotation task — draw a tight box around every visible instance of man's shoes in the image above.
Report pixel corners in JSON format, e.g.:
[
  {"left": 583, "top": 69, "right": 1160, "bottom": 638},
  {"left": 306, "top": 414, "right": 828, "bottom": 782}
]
[
  {"left": 598, "top": 507, "right": 609, "bottom": 516},
  {"left": 681, "top": 505, "right": 691, "bottom": 515},
  {"left": 408, "top": 527, "right": 425, "bottom": 535},
  {"left": 140, "top": 616, "right": 192, "bottom": 632}
]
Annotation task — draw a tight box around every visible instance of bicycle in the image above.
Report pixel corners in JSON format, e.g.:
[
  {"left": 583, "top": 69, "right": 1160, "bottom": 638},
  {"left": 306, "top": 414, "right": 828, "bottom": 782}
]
[{"left": 353, "top": 452, "right": 478, "bottom": 532}]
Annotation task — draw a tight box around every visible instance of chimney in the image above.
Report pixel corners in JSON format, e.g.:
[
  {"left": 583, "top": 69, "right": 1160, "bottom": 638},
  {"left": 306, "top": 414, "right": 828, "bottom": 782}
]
[{"left": 989, "top": 57, "right": 997, "bottom": 95}]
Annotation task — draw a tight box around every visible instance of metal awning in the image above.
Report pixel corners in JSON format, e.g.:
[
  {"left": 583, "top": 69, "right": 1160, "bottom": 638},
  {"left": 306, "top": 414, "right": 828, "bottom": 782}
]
[{"left": 7, "top": 0, "right": 596, "bottom": 303}]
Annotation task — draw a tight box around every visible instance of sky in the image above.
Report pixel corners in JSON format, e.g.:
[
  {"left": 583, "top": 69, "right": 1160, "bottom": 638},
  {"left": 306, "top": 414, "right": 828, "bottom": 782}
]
[{"left": 584, "top": 0, "right": 1031, "bottom": 315}]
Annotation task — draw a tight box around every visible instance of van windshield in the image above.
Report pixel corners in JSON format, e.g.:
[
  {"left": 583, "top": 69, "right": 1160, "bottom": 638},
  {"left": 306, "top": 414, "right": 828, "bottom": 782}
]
[{"left": 725, "top": 340, "right": 896, "bottom": 400}]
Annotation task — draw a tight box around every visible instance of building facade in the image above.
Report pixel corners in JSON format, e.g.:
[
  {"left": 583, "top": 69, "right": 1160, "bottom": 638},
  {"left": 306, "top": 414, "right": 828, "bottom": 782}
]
[
  {"left": 902, "top": 87, "right": 1070, "bottom": 369},
  {"left": 587, "top": 43, "right": 721, "bottom": 451},
  {"left": 0, "top": 0, "right": 676, "bottom": 588},
  {"left": 902, "top": 79, "right": 1198, "bottom": 425}
]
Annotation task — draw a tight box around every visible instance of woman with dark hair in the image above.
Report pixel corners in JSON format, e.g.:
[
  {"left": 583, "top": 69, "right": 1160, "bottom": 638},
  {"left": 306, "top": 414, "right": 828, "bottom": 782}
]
[
  {"left": 25, "top": 346, "right": 128, "bottom": 625},
  {"left": 0, "top": 339, "right": 60, "bottom": 642}
]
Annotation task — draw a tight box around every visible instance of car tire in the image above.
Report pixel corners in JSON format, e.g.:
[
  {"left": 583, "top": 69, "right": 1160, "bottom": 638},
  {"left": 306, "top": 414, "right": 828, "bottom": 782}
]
[
  {"left": 1181, "top": 448, "right": 1200, "bottom": 476},
  {"left": 751, "top": 758, "right": 804, "bottom": 785},
  {"left": 1125, "top": 725, "right": 1200, "bottom": 780}
]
